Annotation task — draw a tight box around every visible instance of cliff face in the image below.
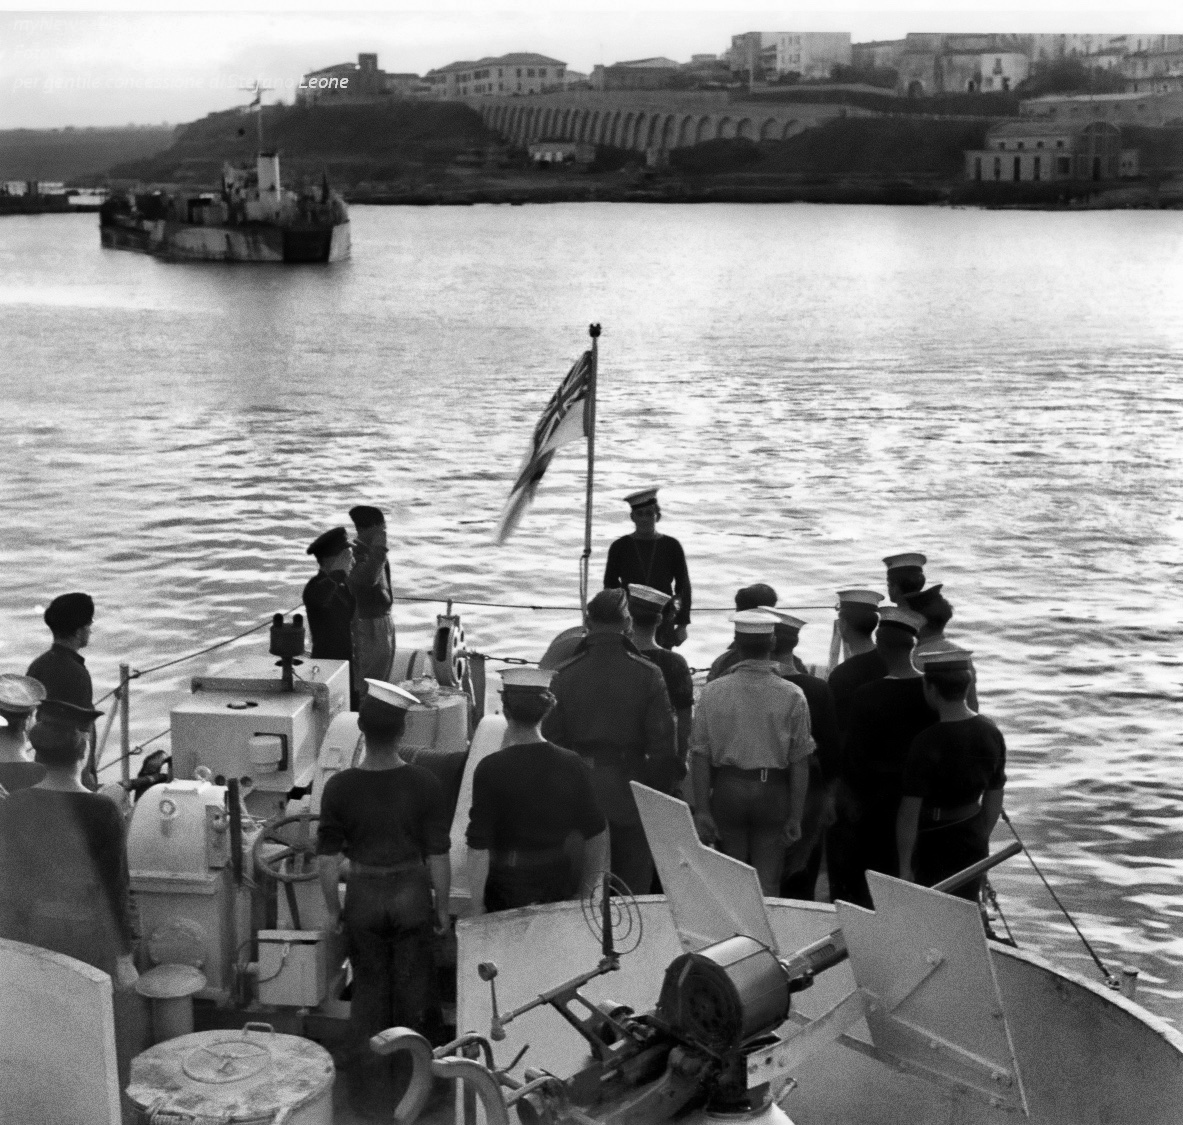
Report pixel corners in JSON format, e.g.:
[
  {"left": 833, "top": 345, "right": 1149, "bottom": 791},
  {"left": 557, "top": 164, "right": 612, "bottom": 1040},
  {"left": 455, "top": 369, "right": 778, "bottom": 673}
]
[{"left": 107, "top": 101, "right": 500, "bottom": 187}]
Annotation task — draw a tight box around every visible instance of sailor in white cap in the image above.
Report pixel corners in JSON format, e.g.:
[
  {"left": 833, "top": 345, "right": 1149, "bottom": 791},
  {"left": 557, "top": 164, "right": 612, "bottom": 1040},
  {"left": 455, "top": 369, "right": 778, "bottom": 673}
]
[
  {"left": 883, "top": 552, "right": 927, "bottom": 605},
  {"left": 626, "top": 584, "right": 694, "bottom": 762},
  {"left": 466, "top": 667, "right": 608, "bottom": 914},
  {"left": 316, "top": 677, "right": 451, "bottom": 1118},
  {"left": 905, "top": 584, "right": 978, "bottom": 709},
  {"left": 898, "top": 648, "right": 1005, "bottom": 902},
  {"left": 603, "top": 486, "right": 692, "bottom": 648},
  {"left": 828, "top": 589, "right": 888, "bottom": 726},
  {"left": 689, "top": 610, "right": 814, "bottom": 896},
  {"left": 758, "top": 610, "right": 842, "bottom": 900},
  {"left": 836, "top": 603, "right": 936, "bottom": 908},
  {"left": 0, "top": 674, "right": 48, "bottom": 794}
]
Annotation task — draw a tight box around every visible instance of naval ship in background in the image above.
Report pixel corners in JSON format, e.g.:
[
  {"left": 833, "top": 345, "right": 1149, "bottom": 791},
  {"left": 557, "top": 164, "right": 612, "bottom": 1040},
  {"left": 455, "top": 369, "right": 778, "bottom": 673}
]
[{"left": 99, "top": 150, "right": 350, "bottom": 263}]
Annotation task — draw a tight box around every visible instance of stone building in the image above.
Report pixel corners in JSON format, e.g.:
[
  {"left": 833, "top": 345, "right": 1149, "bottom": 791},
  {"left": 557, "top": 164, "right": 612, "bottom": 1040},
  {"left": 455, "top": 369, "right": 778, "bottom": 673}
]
[
  {"left": 964, "top": 120, "right": 1135, "bottom": 182},
  {"left": 427, "top": 53, "right": 566, "bottom": 98},
  {"left": 728, "top": 32, "right": 852, "bottom": 81},
  {"left": 1121, "top": 46, "right": 1183, "bottom": 93},
  {"left": 296, "top": 53, "right": 413, "bottom": 105},
  {"left": 591, "top": 58, "right": 681, "bottom": 91}
]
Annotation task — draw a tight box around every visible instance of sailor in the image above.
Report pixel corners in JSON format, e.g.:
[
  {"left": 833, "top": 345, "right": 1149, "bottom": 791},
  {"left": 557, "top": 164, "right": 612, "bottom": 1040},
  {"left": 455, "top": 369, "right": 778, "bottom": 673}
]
[
  {"left": 762, "top": 609, "right": 841, "bottom": 900},
  {"left": 706, "top": 583, "right": 784, "bottom": 681},
  {"left": 897, "top": 649, "right": 1006, "bottom": 902},
  {"left": 827, "top": 589, "right": 888, "bottom": 729},
  {"left": 542, "top": 588, "right": 679, "bottom": 896},
  {"left": 626, "top": 584, "right": 695, "bottom": 765},
  {"left": 302, "top": 526, "right": 356, "bottom": 663},
  {"left": 839, "top": 606, "right": 936, "bottom": 907},
  {"left": 603, "top": 487, "right": 692, "bottom": 648},
  {"left": 905, "top": 583, "right": 978, "bottom": 708},
  {"left": 466, "top": 667, "right": 608, "bottom": 913},
  {"left": 27, "top": 592, "right": 98, "bottom": 786},
  {"left": 689, "top": 610, "right": 813, "bottom": 896},
  {"left": 0, "top": 674, "right": 48, "bottom": 794},
  {"left": 347, "top": 506, "right": 396, "bottom": 700},
  {"left": 0, "top": 699, "right": 136, "bottom": 984},
  {"left": 883, "top": 552, "right": 926, "bottom": 605},
  {"left": 316, "top": 678, "right": 451, "bottom": 1119}
]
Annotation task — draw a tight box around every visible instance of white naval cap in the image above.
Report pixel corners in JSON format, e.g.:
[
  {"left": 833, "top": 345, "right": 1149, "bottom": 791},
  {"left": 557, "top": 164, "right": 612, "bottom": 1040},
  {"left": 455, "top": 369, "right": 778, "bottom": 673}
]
[
  {"left": 883, "top": 552, "right": 927, "bottom": 571},
  {"left": 0, "top": 673, "right": 47, "bottom": 713},
  {"left": 836, "top": 588, "right": 884, "bottom": 607},
  {"left": 363, "top": 679, "right": 422, "bottom": 711},
  {"left": 917, "top": 647, "right": 974, "bottom": 671},
  {"left": 500, "top": 667, "right": 555, "bottom": 690},
  {"left": 730, "top": 609, "right": 779, "bottom": 635},
  {"left": 876, "top": 606, "right": 926, "bottom": 635},
  {"left": 760, "top": 607, "right": 806, "bottom": 631},
  {"left": 627, "top": 583, "right": 671, "bottom": 609},
  {"left": 623, "top": 486, "right": 660, "bottom": 508}
]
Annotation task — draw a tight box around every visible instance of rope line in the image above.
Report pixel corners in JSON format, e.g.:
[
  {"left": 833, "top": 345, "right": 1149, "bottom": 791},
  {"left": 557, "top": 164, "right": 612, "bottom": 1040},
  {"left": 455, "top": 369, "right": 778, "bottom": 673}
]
[
  {"left": 391, "top": 594, "right": 835, "bottom": 612},
  {"left": 96, "top": 727, "right": 170, "bottom": 775},
  {"left": 131, "top": 605, "right": 302, "bottom": 679},
  {"left": 1001, "top": 810, "right": 1118, "bottom": 986}
]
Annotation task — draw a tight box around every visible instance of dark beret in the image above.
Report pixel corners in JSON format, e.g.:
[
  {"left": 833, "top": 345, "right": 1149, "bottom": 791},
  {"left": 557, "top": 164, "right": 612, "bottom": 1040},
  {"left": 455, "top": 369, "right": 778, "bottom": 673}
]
[
  {"left": 349, "top": 505, "right": 385, "bottom": 529},
  {"left": 306, "top": 527, "right": 349, "bottom": 559},
  {"left": 44, "top": 592, "right": 94, "bottom": 636},
  {"left": 587, "top": 588, "right": 628, "bottom": 625},
  {"left": 905, "top": 584, "right": 949, "bottom": 615},
  {"left": 735, "top": 583, "right": 778, "bottom": 611}
]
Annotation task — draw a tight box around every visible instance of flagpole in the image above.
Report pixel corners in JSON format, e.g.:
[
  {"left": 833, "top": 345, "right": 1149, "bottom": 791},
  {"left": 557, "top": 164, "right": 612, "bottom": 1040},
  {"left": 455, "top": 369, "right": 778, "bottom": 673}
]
[{"left": 580, "top": 323, "right": 601, "bottom": 621}]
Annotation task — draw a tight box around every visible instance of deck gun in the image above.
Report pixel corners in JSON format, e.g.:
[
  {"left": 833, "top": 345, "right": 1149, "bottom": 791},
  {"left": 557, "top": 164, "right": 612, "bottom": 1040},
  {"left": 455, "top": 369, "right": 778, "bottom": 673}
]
[{"left": 379, "top": 784, "right": 1027, "bottom": 1125}]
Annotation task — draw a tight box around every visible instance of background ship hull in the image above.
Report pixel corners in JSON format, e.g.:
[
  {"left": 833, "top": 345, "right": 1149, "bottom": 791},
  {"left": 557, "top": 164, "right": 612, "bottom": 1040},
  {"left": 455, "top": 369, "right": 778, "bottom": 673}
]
[{"left": 100, "top": 217, "right": 350, "bottom": 262}]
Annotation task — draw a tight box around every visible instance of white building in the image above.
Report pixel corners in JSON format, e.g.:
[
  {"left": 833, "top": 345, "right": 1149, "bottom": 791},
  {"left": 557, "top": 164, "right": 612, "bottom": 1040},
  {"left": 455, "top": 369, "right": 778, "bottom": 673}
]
[
  {"left": 427, "top": 53, "right": 566, "bottom": 99},
  {"left": 729, "top": 32, "right": 852, "bottom": 82},
  {"left": 975, "top": 52, "right": 1029, "bottom": 92}
]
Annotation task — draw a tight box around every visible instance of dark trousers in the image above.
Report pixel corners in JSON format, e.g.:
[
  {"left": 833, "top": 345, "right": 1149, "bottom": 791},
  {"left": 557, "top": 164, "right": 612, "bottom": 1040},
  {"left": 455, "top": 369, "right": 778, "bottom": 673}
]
[
  {"left": 916, "top": 817, "right": 988, "bottom": 901},
  {"left": 486, "top": 859, "right": 573, "bottom": 912},
  {"left": 710, "top": 773, "right": 792, "bottom": 896},
  {"left": 607, "top": 820, "right": 654, "bottom": 897},
  {"left": 343, "top": 870, "right": 442, "bottom": 1116}
]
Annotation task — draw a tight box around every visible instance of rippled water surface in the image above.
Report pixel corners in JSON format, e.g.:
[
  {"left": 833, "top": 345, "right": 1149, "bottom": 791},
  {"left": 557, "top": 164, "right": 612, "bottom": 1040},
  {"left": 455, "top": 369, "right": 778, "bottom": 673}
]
[{"left": 2, "top": 204, "right": 1182, "bottom": 1022}]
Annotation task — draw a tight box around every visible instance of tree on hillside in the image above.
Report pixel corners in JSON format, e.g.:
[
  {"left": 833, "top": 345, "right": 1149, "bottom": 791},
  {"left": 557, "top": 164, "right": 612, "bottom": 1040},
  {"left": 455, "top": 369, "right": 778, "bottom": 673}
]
[{"left": 1020, "top": 58, "right": 1127, "bottom": 98}]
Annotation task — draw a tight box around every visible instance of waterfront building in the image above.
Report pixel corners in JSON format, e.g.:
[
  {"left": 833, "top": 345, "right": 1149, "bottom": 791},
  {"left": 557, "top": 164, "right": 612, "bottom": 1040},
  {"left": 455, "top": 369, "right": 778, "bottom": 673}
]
[
  {"left": 427, "top": 54, "right": 566, "bottom": 99},
  {"left": 591, "top": 58, "right": 682, "bottom": 91},
  {"left": 527, "top": 140, "right": 596, "bottom": 164},
  {"left": 728, "top": 32, "right": 852, "bottom": 82},
  {"left": 852, "top": 39, "right": 907, "bottom": 71},
  {"left": 895, "top": 33, "right": 1031, "bottom": 96},
  {"left": 964, "top": 120, "right": 1136, "bottom": 182},
  {"left": 1020, "top": 89, "right": 1183, "bottom": 127}
]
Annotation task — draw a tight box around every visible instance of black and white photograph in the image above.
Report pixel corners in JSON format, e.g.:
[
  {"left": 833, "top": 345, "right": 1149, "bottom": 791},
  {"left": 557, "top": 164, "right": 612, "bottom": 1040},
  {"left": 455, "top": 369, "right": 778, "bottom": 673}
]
[{"left": 1, "top": 1, "right": 1182, "bottom": 1121}]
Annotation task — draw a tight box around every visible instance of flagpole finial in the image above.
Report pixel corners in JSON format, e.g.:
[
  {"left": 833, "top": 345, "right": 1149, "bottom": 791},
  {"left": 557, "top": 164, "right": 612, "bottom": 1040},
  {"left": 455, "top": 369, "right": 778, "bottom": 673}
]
[{"left": 588, "top": 323, "right": 601, "bottom": 338}]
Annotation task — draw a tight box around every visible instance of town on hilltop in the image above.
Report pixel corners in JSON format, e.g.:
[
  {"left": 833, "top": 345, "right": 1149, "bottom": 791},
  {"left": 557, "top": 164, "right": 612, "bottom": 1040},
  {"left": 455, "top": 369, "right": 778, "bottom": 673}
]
[{"left": 5, "top": 29, "right": 1183, "bottom": 209}]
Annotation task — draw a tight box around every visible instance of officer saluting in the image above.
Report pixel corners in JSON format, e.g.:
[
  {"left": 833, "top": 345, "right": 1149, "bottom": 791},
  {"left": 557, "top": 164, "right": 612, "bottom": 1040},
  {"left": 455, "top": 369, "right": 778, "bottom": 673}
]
[
  {"left": 347, "top": 506, "right": 396, "bottom": 698},
  {"left": 603, "top": 486, "right": 692, "bottom": 648},
  {"left": 302, "top": 527, "right": 355, "bottom": 663}
]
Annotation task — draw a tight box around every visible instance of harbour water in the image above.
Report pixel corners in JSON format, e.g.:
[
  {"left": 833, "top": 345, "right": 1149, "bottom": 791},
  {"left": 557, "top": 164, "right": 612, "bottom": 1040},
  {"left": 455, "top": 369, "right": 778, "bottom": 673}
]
[{"left": 1, "top": 203, "right": 1182, "bottom": 1023}]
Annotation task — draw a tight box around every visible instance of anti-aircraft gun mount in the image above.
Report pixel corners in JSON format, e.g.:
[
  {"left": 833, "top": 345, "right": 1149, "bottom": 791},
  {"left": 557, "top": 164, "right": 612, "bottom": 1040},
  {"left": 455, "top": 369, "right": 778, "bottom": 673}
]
[{"left": 380, "top": 784, "right": 1028, "bottom": 1125}]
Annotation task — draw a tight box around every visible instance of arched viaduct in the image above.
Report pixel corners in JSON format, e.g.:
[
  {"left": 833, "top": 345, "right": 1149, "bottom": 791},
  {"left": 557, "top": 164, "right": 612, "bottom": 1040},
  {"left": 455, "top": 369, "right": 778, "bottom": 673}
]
[{"left": 468, "top": 93, "right": 860, "bottom": 152}]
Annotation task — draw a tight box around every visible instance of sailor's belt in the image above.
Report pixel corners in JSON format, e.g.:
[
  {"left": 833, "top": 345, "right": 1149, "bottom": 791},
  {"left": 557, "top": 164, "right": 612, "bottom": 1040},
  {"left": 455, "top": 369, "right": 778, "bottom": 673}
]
[
  {"left": 490, "top": 845, "right": 569, "bottom": 869},
  {"left": 714, "top": 765, "right": 790, "bottom": 784},
  {"left": 349, "top": 859, "right": 424, "bottom": 877},
  {"left": 920, "top": 798, "right": 983, "bottom": 827}
]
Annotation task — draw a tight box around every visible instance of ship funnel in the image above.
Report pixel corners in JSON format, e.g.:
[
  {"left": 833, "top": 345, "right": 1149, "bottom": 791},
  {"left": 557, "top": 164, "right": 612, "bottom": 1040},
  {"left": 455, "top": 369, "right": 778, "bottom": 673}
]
[{"left": 256, "top": 152, "right": 281, "bottom": 196}]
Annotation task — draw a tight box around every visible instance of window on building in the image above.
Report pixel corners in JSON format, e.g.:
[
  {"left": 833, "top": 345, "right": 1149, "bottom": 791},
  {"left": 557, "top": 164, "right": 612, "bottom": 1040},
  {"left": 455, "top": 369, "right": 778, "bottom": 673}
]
[
  {"left": 998, "top": 141, "right": 1006, "bottom": 150},
  {"left": 527, "top": 68, "right": 535, "bottom": 77},
  {"left": 1056, "top": 140, "right": 1064, "bottom": 148},
  {"left": 517, "top": 68, "right": 522, "bottom": 77},
  {"left": 1057, "top": 156, "right": 1071, "bottom": 175},
  {"left": 1034, "top": 156, "right": 1041, "bottom": 181},
  {"left": 498, "top": 69, "right": 503, "bottom": 77},
  {"left": 975, "top": 156, "right": 982, "bottom": 180},
  {"left": 540, "top": 68, "right": 547, "bottom": 77},
  {"left": 994, "top": 156, "right": 1002, "bottom": 180},
  {"left": 1014, "top": 155, "right": 1022, "bottom": 181},
  {"left": 1017, "top": 141, "right": 1024, "bottom": 150},
  {"left": 1036, "top": 140, "right": 1044, "bottom": 148}
]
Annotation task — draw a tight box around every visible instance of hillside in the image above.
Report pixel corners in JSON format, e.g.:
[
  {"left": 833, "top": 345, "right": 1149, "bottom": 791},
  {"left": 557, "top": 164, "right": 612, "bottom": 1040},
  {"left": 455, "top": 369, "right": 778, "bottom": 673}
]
[
  {"left": 108, "top": 101, "right": 499, "bottom": 187},
  {"left": 0, "top": 126, "right": 175, "bottom": 182}
]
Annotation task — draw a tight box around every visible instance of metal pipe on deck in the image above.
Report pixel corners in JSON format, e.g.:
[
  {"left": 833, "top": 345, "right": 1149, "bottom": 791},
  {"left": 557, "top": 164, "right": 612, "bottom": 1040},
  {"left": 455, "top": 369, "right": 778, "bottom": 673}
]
[{"left": 119, "top": 663, "right": 131, "bottom": 784}]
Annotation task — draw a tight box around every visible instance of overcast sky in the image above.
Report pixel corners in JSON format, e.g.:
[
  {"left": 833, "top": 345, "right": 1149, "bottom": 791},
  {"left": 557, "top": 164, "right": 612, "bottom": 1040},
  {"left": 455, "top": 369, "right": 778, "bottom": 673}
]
[{"left": 2, "top": 2, "right": 1181, "bottom": 129}]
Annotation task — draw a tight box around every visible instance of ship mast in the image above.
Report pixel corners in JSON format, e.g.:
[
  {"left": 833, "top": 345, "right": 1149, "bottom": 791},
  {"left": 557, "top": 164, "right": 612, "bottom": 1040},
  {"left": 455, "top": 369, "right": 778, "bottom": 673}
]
[{"left": 238, "top": 79, "right": 274, "bottom": 151}]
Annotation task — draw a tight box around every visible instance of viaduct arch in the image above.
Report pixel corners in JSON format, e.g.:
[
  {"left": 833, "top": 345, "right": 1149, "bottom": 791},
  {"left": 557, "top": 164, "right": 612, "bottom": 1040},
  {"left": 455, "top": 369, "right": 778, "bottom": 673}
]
[{"left": 470, "top": 92, "right": 850, "bottom": 153}]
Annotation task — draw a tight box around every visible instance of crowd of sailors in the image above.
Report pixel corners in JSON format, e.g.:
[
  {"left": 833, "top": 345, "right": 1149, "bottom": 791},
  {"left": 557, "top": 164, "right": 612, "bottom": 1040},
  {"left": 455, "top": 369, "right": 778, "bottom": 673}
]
[{"left": 0, "top": 487, "right": 1007, "bottom": 1120}]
